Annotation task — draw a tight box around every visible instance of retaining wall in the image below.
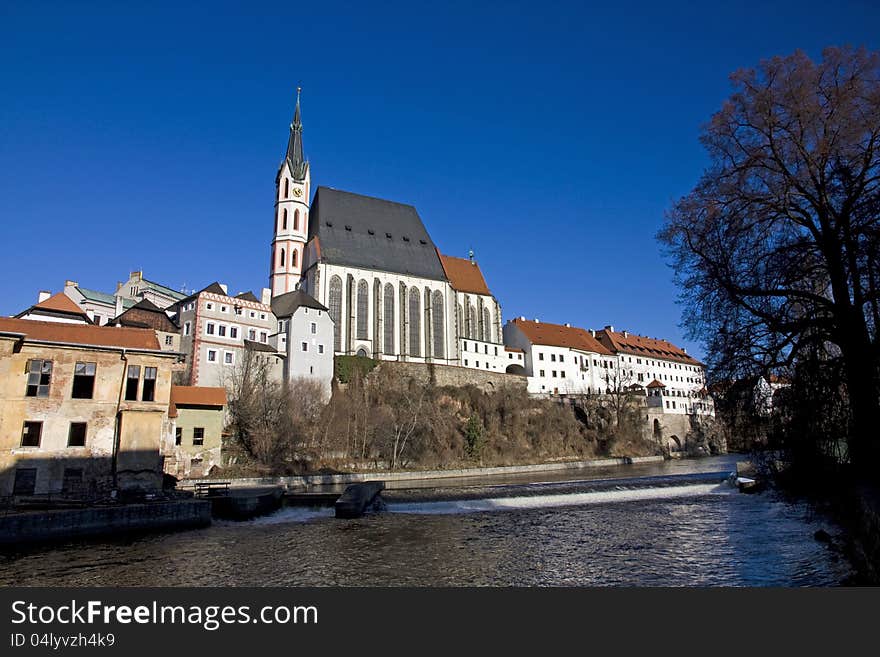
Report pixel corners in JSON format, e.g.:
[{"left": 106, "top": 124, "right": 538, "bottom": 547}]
[{"left": 185, "top": 455, "right": 666, "bottom": 490}]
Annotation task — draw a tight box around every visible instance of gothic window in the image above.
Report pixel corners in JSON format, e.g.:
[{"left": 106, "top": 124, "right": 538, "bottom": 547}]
[
  {"left": 482, "top": 307, "right": 490, "bottom": 342},
  {"left": 279, "top": 248, "right": 285, "bottom": 268},
  {"left": 384, "top": 283, "right": 395, "bottom": 354},
  {"left": 329, "top": 275, "right": 342, "bottom": 352},
  {"left": 457, "top": 303, "right": 463, "bottom": 340},
  {"left": 294, "top": 209, "right": 300, "bottom": 231},
  {"left": 282, "top": 209, "right": 288, "bottom": 230},
  {"left": 432, "top": 290, "right": 445, "bottom": 359},
  {"left": 284, "top": 179, "right": 289, "bottom": 198},
  {"left": 291, "top": 250, "right": 298, "bottom": 268},
  {"left": 356, "top": 279, "right": 369, "bottom": 340},
  {"left": 408, "top": 287, "right": 420, "bottom": 357},
  {"left": 468, "top": 306, "right": 477, "bottom": 340}
]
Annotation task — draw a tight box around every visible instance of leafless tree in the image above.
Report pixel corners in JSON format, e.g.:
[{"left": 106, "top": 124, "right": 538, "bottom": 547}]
[{"left": 659, "top": 46, "right": 880, "bottom": 472}]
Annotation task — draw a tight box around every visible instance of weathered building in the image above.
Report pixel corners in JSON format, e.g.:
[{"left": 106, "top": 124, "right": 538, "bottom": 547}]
[
  {"left": 111, "top": 298, "right": 181, "bottom": 353},
  {"left": 167, "top": 385, "right": 226, "bottom": 479},
  {"left": 0, "top": 318, "right": 178, "bottom": 497}
]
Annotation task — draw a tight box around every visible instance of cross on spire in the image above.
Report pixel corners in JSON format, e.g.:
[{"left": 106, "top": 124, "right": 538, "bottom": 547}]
[{"left": 285, "top": 86, "right": 307, "bottom": 180}]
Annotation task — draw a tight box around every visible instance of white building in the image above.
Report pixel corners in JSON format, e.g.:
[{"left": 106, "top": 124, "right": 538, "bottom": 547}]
[
  {"left": 503, "top": 318, "right": 615, "bottom": 395},
  {"left": 271, "top": 290, "right": 334, "bottom": 399}
]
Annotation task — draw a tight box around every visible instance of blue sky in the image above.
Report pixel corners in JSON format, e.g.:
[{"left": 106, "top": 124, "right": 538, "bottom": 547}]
[{"left": 2, "top": 1, "right": 878, "bottom": 359}]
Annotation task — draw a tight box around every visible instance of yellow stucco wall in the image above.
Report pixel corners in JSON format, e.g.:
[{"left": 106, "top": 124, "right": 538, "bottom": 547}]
[{"left": 0, "top": 336, "right": 176, "bottom": 496}]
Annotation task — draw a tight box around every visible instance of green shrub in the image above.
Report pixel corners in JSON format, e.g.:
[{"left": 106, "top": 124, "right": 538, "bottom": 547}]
[{"left": 335, "top": 355, "right": 378, "bottom": 384}]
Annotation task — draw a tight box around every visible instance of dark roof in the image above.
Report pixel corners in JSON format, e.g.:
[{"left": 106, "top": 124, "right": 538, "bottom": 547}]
[
  {"left": 243, "top": 339, "right": 281, "bottom": 354},
  {"left": 112, "top": 299, "right": 179, "bottom": 332},
  {"left": 308, "top": 187, "right": 447, "bottom": 281},
  {"left": 271, "top": 290, "right": 327, "bottom": 318},
  {"left": 176, "top": 282, "right": 229, "bottom": 306},
  {"left": 235, "top": 291, "right": 260, "bottom": 303}
]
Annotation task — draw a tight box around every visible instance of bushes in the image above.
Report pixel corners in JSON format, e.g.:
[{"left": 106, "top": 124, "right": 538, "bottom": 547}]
[{"left": 334, "top": 355, "right": 378, "bottom": 383}]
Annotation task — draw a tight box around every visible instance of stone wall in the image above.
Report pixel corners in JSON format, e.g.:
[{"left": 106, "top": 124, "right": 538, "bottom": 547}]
[{"left": 373, "top": 360, "right": 527, "bottom": 392}]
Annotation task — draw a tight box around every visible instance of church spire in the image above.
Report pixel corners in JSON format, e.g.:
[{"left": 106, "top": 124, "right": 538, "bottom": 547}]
[{"left": 285, "top": 87, "right": 307, "bottom": 181}]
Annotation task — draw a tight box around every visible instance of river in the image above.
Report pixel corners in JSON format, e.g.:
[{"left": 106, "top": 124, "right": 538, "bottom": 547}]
[{"left": 0, "top": 455, "right": 853, "bottom": 586}]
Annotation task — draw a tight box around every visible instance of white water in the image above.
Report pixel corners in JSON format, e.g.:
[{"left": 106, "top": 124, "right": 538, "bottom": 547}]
[
  {"left": 215, "top": 506, "right": 335, "bottom": 526},
  {"left": 387, "top": 482, "right": 733, "bottom": 515}
]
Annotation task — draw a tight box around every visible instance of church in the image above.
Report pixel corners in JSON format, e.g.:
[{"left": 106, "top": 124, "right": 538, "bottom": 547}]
[{"left": 270, "top": 90, "right": 505, "bottom": 368}]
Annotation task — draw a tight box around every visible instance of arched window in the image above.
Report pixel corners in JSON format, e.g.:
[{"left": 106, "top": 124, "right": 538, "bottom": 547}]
[
  {"left": 294, "top": 209, "right": 300, "bottom": 231},
  {"left": 328, "top": 276, "right": 343, "bottom": 352},
  {"left": 457, "top": 303, "right": 463, "bottom": 340},
  {"left": 384, "top": 283, "right": 395, "bottom": 354},
  {"left": 483, "top": 307, "right": 491, "bottom": 342},
  {"left": 291, "top": 250, "right": 298, "bottom": 268},
  {"left": 432, "top": 290, "right": 445, "bottom": 359},
  {"left": 284, "top": 179, "right": 289, "bottom": 198},
  {"left": 408, "top": 288, "right": 421, "bottom": 357},
  {"left": 279, "top": 248, "right": 285, "bottom": 268},
  {"left": 282, "top": 209, "right": 288, "bottom": 230},
  {"left": 356, "top": 279, "right": 369, "bottom": 340},
  {"left": 468, "top": 306, "right": 477, "bottom": 340}
]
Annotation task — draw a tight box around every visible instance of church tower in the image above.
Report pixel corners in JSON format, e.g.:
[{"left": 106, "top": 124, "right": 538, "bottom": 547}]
[{"left": 271, "top": 87, "right": 311, "bottom": 297}]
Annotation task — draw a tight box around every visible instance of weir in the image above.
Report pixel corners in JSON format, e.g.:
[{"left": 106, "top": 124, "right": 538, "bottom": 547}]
[{"left": 335, "top": 481, "right": 385, "bottom": 518}]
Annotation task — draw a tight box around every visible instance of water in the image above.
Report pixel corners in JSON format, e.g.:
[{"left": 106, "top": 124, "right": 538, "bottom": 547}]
[{"left": 0, "top": 456, "right": 853, "bottom": 586}]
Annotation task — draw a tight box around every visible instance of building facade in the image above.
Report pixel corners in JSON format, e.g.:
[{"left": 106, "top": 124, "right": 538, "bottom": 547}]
[
  {"left": 0, "top": 318, "right": 177, "bottom": 497},
  {"left": 167, "top": 385, "right": 227, "bottom": 479},
  {"left": 271, "top": 290, "right": 334, "bottom": 399}
]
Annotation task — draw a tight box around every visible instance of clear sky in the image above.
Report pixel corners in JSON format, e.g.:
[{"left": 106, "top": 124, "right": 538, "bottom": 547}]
[{"left": 2, "top": 1, "right": 878, "bottom": 359}]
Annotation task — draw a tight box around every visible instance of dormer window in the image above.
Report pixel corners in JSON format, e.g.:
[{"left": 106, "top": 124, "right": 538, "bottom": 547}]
[
  {"left": 344, "top": 225, "right": 352, "bottom": 231},
  {"left": 386, "top": 233, "right": 392, "bottom": 239}
]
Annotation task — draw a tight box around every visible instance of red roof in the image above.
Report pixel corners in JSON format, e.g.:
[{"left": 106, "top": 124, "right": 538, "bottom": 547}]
[
  {"left": 510, "top": 318, "right": 612, "bottom": 354},
  {"left": 0, "top": 317, "right": 160, "bottom": 350},
  {"left": 438, "top": 254, "right": 491, "bottom": 296},
  {"left": 18, "top": 292, "right": 91, "bottom": 321},
  {"left": 170, "top": 385, "right": 227, "bottom": 408},
  {"left": 596, "top": 328, "right": 702, "bottom": 366},
  {"left": 646, "top": 379, "right": 666, "bottom": 388}
]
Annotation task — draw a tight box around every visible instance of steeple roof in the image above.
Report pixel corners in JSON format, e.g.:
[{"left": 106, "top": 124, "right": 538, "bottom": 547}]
[{"left": 284, "top": 87, "right": 308, "bottom": 181}]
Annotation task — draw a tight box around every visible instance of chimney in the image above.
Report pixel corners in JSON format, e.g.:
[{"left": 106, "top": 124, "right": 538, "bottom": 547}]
[
  {"left": 683, "top": 347, "right": 687, "bottom": 353},
  {"left": 219, "top": 283, "right": 228, "bottom": 295},
  {"left": 590, "top": 329, "right": 596, "bottom": 337},
  {"left": 38, "top": 291, "right": 51, "bottom": 303},
  {"left": 519, "top": 316, "right": 525, "bottom": 321},
  {"left": 115, "top": 295, "right": 124, "bottom": 317},
  {"left": 564, "top": 323, "right": 571, "bottom": 327},
  {"left": 64, "top": 280, "right": 78, "bottom": 289},
  {"left": 534, "top": 318, "right": 540, "bottom": 323},
  {"left": 260, "top": 288, "right": 272, "bottom": 306},
  {"left": 131, "top": 270, "right": 142, "bottom": 281},
  {"left": 623, "top": 330, "right": 629, "bottom": 338},
  {"left": 604, "top": 325, "right": 615, "bottom": 332}
]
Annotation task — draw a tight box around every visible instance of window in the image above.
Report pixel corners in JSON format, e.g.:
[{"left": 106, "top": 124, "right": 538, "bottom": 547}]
[
  {"left": 68, "top": 422, "right": 87, "bottom": 447},
  {"left": 224, "top": 352, "right": 234, "bottom": 365},
  {"left": 234, "top": 306, "right": 242, "bottom": 316},
  {"left": 407, "top": 287, "right": 420, "bottom": 356},
  {"left": 175, "top": 427, "right": 182, "bottom": 445},
  {"left": 284, "top": 178, "right": 289, "bottom": 198},
  {"left": 561, "top": 371, "right": 566, "bottom": 378},
  {"left": 282, "top": 209, "right": 288, "bottom": 230},
  {"left": 184, "top": 321, "right": 191, "bottom": 336},
  {"left": 431, "top": 290, "right": 445, "bottom": 358},
  {"left": 551, "top": 354, "right": 556, "bottom": 362},
  {"left": 260, "top": 332, "right": 267, "bottom": 343},
  {"left": 71, "top": 362, "right": 96, "bottom": 399},
  {"left": 218, "top": 325, "right": 227, "bottom": 337},
  {"left": 249, "top": 311, "right": 256, "bottom": 318},
  {"left": 142, "top": 367, "right": 157, "bottom": 401},
  {"left": 207, "top": 350, "right": 217, "bottom": 363},
  {"left": 292, "top": 250, "right": 298, "bottom": 267},
  {"left": 193, "top": 428, "right": 205, "bottom": 446},
  {"left": 25, "top": 359, "right": 52, "bottom": 397},
  {"left": 260, "top": 313, "right": 266, "bottom": 320},
  {"left": 560, "top": 355, "right": 565, "bottom": 363},
  {"left": 356, "top": 279, "right": 369, "bottom": 340},
  {"left": 383, "top": 283, "right": 395, "bottom": 354},
  {"left": 206, "top": 303, "right": 214, "bottom": 311},
  {"left": 62, "top": 468, "right": 83, "bottom": 494},
  {"left": 329, "top": 275, "right": 343, "bottom": 352},
  {"left": 125, "top": 365, "right": 140, "bottom": 400},
  {"left": 230, "top": 327, "right": 238, "bottom": 339},
  {"left": 539, "top": 370, "right": 545, "bottom": 377},
  {"left": 318, "top": 344, "right": 324, "bottom": 354},
  {"left": 220, "top": 305, "right": 228, "bottom": 313},
  {"left": 301, "top": 342, "right": 308, "bottom": 352},
  {"left": 310, "top": 322, "right": 316, "bottom": 334},
  {"left": 279, "top": 248, "right": 286, "bottom": 268},
  {"left": 21, "top": 421, "right": 42, "bottom": 447},
  {"left": 552, "top": 371, "right": 557, "bottom": 378},
  {"left": 248, "top": 328, "right": 256, "bottom": 341},
  {"left": 294, "top": 209, "right": 300, "bottom": 230},
  {"left": 465, "top": 360, "right": 469, "bottom": 366},
  {"left": 206, "top": 322, "right": 216, "bottom": 335},
  {"left": 538, "top": 353, "right": 544, "bottom": 361},
  {"left": 14, "top": 468, "right": 37, "bottom": 495},
  {"left": 476, "top": 361, "right": 480, "bottom": 368}
]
